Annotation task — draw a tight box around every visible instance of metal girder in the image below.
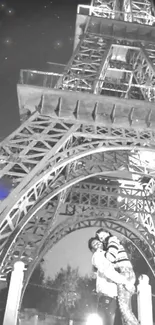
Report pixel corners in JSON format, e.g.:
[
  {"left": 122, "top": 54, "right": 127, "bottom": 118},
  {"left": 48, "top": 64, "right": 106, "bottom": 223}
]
[
  {"left": 92, "top": 41, "right": 113, "bottom": 94},
  {"left": 0, "top": 114, "right": 79, "bottom": 218},
  {"left": 1, "top": 122, "right": 155, "bottom": 242},
  {"left": 0, "top": 150, "right": 155, "bottom": 278},
  {"left": 0, "top": 147, "right": 151, "bottom": 248},
  {"left": 1, "top": 119, "right": 155, "bottom": 237},
  {"left": 127, "top": 45, "right": 155, "bottom": 101},
  {"left": 78, "top": 0, "right": 155, "bottom": 25},
  {"left": 55, "top": 33, "right": 134, "bottom": 93},
  {"left": 56, "top": 33, "right": 112, "bottom": 92},
  {"left": 90, "top": 0, "right": 120, "bottom": 20},
  {"left": 126, "top": 0, "right": 155, "bottom": 25},
  {"left": 65, "top": 180, "right": 155, "bottom": 233},
  {"left": 1, "top": 112, "right": 155, "bottom": 277},
  {"left": 54, "top": 30, "right": 155, "bottom": 101},
  {"left": 39, "top": 215, "right": 155, "bottom": 271},
  {"left": 66, "top": 181, "right": 154, "bottom": 214},
  {"left": 21, "top": 215, "right": 155, "bottom": 303}
]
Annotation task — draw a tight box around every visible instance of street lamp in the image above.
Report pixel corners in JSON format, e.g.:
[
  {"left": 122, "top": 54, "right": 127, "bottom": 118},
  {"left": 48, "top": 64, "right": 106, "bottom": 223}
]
[{"left": 86, "top": 313, "right": 103, "bottom": 325}]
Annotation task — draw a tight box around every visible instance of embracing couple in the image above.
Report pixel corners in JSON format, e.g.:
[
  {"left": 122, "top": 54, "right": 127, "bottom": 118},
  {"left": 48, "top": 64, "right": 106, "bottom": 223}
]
[{"left": 88, "top": 228, "right": 139, "bottom": 325}]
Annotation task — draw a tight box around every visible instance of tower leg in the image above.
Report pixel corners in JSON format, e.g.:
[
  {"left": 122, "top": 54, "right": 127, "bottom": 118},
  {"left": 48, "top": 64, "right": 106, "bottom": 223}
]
[
  {"left": 3, "top": 261, "right": 25, "bottom": 325},
  {"left": 137, "top": 274, "right": 153, "bottom": 325}
]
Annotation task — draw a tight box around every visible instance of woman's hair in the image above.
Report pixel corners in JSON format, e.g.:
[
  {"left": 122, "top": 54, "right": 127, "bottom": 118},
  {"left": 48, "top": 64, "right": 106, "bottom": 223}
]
[
  {"left": 96, "top": 228, "right": 113, "bottom": 251},
  {"left": 96, "top": 228, "right": 112, "bottom": 237},
  {"left": 88, "top": 237, "right": 98, "bottom": 252},
  {"left": 102, "top": 234, "right": 112, "bottom": 250},
  {"left": 96, "top": 228, "right": 104, "bottom": 235}
]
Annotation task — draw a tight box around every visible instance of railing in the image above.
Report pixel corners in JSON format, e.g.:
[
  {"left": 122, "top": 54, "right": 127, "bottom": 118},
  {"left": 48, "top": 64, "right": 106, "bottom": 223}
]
[
  {"left": 19, "top": 70, "right": 63, "bottom": 89},
  {"left": 19, "top": 69, "right": 155, "bottom": 102},
  {"left": 77, "top": 4, "right": 155, "bottom": 26}
]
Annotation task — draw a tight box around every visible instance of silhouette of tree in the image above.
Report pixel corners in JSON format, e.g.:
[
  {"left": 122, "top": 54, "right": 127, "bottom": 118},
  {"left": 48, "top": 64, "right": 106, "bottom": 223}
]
[
  {"left": 44, "top": 266, "right": 96, "bottom": 319},
  {"left": 47, "top": 265, "right": 81, "bottom": 317},
  {"left": 22, "top": 261, "right": 48, "bottom": 311}
]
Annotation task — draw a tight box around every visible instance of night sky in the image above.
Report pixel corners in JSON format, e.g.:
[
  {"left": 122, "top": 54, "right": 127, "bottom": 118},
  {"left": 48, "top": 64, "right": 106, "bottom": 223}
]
[{"left": 0, "top": 0, "right": 89, "bottom": 139}]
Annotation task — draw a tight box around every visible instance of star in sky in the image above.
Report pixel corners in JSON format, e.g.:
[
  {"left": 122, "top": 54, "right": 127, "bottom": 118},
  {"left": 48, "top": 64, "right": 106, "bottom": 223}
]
[
  {"left": 6, "top": 8, "right": 15, "bottom": 16},
  {"left": 3, "top": 37, "right": 13, "bottom": 45},
  {"left": 0, "top": 0, "right": 90, "bottom": 137},
  {"left": 0, "top": 3, "right": 5, "bottom": 10},
  {"left": 53, "top": 39, "right": 63, "bottom": 50},
  {"left": 0, "top": 2, "right": 15, "bottom": 15}
]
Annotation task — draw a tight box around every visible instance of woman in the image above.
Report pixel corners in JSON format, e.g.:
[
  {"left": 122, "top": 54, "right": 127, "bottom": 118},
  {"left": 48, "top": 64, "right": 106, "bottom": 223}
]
[
  {"left": 95, "top": 228, "right": 139, "bottom": 325},
  {"left": 88, "top": 237, "right": 133, "bottom": 325}
]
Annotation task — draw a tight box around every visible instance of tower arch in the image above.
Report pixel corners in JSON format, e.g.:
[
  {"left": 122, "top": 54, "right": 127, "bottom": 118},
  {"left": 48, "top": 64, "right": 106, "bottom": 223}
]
[{"left": 21, "top": 215, "right": 154, "bottom": 303}]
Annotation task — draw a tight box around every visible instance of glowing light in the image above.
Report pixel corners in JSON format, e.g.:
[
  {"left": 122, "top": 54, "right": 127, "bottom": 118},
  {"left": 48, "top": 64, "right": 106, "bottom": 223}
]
[
  {"left": 117, "top": 196, "right": 123, "bottom": 202},
  {"left": 69, "top": 36, "right": 74, "bottom": 43},
  {"left": 4, "top": 37, "right": 13, "bottom": 46},
  {"left": 139, "top": 151, "right": 155, "bottom": 167},
  {"left": 86, "top": 314, "right": 103, "bottom": 325},
  {"left": 0, "top": 3, "right": 5, "bottom": 9},
  {"left": 6, "top": 8, "right": 15, "bottom": 16},
  {"left": 53, "top": 39, "right": 63, "bottom": 50}
]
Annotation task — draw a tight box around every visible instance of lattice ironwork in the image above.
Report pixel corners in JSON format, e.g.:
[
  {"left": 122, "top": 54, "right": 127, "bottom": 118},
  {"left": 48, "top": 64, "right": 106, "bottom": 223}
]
[
  {"left": 1, "top": 116, "right": 155, "bottom": 278},
  {"left": 1, "top": 117, "right": 155, "bottom": 246},
  {"left": 20, "top": 215, "right": 155, "bottom": 302},
  {"left": 67, "top": 180, "right": 154, "bottom": 214},
  {"left": 1, "top": 0, "right": 155, "bottom": 289},
  {"left": 0, "top": 152, "right": 155, "bottom": 279},
  {"left": 55, "top": 32, "right": 155, "bottom": 102},
  {"left": 20, "top": 30, "right": 155, "bottom": 103},
  {"left": 78, "top": 0, "right": 155, "bottom": 25},
  {"left": 123, "top": 0, "right": 155, "bottom": 24}
]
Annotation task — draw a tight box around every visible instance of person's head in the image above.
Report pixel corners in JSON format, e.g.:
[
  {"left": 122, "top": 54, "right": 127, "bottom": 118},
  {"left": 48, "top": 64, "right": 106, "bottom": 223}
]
[
  {"left": 96, "top": 228, "right": 111, "bottom": 242},
  {"left": 88, "top": 237, "right": 103, "bottom": 253}
]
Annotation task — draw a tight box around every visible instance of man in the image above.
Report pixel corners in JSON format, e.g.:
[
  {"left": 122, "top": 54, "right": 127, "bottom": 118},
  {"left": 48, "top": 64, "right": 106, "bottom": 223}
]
[
  {"left": 88, "top": 237, "right": 134, "bottom": 325},
  {"left": 95, "top": 229, "right": 139, "bottom": 325},
  {"left": 95, "top": 229, "right": 132, "bottom": 268}
]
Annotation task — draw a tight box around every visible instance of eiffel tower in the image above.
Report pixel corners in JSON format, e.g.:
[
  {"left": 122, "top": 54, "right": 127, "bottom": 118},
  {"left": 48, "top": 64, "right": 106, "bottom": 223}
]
[{"left": 0, "top": 0, "right": 155, "bottom": 306}]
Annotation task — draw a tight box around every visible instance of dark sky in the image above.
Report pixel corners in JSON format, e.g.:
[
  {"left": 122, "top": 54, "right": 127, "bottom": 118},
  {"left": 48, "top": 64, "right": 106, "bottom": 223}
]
[
  {"left": 0, "top": 0, "right": 95, "bottom": 279},
  {"left": 0, "top": 0, "right": 89, "bottom": 139}
]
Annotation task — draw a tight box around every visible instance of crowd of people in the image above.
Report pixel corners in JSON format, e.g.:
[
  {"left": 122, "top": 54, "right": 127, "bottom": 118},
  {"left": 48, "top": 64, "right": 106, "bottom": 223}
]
[{"left": 88, "top": 228, "right": 139, "bottom": 325}]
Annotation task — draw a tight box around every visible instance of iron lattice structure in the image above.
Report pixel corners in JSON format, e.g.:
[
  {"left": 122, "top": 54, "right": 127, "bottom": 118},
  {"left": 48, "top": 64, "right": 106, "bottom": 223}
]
[{"left": 1, "top": 0, "right": 155, "bottom": 296}]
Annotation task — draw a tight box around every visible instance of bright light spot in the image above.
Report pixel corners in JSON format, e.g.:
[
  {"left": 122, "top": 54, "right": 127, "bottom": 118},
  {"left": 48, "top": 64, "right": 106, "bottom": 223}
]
[
  {"left": 0, "top": 3, "right": 5, "bottom": 9},
  {"left": 4, "top": 37, "right": 13, "bottom": 45},
  {"left": 69, "top": 36, "right": 74, "bottom": 43},
  {"left": 86, "top": 314, "right": 103, "bottom": 325},
  {"left": 139, "top": 151, "right": 155, "bottom": 166},
  {"left": 117, "top": 196, "right": 123, "bottom": 202},
  {"left": 53, "top": 39, "right": 63, "bottom": 50},
  {"left": 4, "top": 57, "right": 8, "bottom": 60},
  {"left": 6, "top": 8, "right": 15, "bottom": 16}
]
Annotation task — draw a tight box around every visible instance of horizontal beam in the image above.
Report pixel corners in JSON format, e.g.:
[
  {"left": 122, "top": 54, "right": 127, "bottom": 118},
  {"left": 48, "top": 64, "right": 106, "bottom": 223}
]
[{"left": 17, "top": 85, "right": 155, "bottom": 129}]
